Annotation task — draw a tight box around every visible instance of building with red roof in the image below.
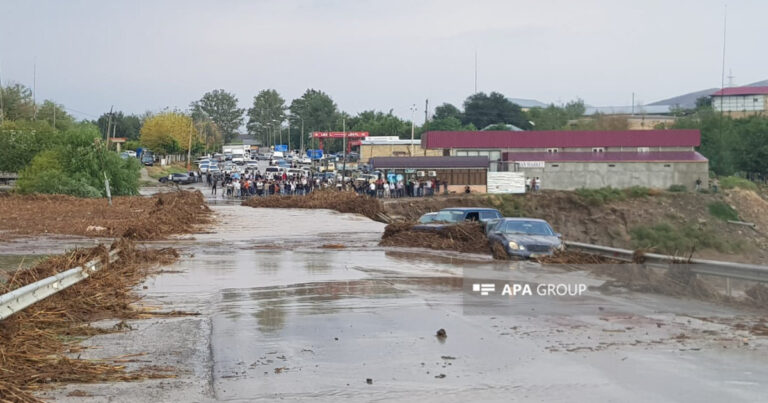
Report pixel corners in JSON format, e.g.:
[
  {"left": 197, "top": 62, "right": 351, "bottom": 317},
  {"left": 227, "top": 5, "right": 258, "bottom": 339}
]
[
  {"left": 417, "top": 129, "right": 708, "bottom": 191},
  {"left": 711, "top": 86, "right": 768, "bottom": 118}
]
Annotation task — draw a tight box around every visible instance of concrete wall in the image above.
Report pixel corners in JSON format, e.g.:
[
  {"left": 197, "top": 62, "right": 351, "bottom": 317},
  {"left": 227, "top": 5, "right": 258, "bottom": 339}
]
[
  {"left": 360, "top": 144, "right": 442, "bottom": 163},
  {"left": 518, "top": 161, "right": 709, "bottom": 190},
  {"left": 456, "top": 146, "right": 693, "bottom": 153}
]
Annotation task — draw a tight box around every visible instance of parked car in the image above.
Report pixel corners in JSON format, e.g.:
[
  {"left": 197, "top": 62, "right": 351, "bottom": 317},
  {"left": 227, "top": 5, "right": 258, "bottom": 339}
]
[
  {"left": 487, "top": 218, "right": 563, "bottom": 258},
  {"left": 158, "top": 173, "right": 194, "bottom": 184},
  {"left": 417, "top": 212, "right": 439, "bottom": 224},
  {"left": 141, "top": 154, "right": 154, "bottom": 166},
  {"left": 413, "top": 207, "right": 502, "bottom": 231}
]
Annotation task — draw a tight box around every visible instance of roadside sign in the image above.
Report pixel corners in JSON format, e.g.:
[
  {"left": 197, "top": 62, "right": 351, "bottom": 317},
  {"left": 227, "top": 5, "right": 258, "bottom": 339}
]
[
  {"left": 306, "top": 149, "right": 323, "bottom": 160},
  {"left": 387, "top": 173, "right": 397, "bottom": 183},
  {"left": 274, "top": 144, "right": 288, "bottom": 152},
  {"left": 396, "top": 174, "right": 404, "bottom": 182}
]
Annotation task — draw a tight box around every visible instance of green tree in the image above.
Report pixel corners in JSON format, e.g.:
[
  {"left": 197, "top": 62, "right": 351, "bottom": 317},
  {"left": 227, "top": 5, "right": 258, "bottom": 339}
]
[
  {"left": 0, "top": 83, "right": 35, "bottom": 121},
  {"left": 37, "top": 100, "right": 74, "bottom": 131},
  {"left": 96, "top": 111, "right": 142, "bottom": 141},
  {"left": 190, "top": 89, "right": 244, "bottom": 143},
  {"left": 671, "top": 108, "right": 737, "bottom": 176},
  {"left": 247, "top": 89, "right": 286, "bottom": 147},
  {"left": 347, "top": 110, "right": 410, "bottom": 137},
  {"left": 0, "top": 120, "right": 59, "bottom": 172},
  {"left": 462, "top": 92, "right": 531, "bottom": 129},
  {"left": 433, "top": 103, "right": 463, "bottom": 121},
  {"left": 289, "top": 89, "right": 339, "bottom": 149},
  {"left": 16, "top": 123, "right": 140, "bottom": 197}
]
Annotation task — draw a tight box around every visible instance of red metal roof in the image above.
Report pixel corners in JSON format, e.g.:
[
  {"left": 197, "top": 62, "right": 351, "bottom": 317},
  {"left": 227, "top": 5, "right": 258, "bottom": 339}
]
[
  {"left": 421, "top": 130, "right": 700, "bottom": 149},
  {"left": 370, "top": 156, "right": 489, "bottom": 169},
  {"left": 502, "top": 151, "right": 708, "bottom": 163},
  {"left": 712, "top": 86, "right": 768, "bottom": 96}
]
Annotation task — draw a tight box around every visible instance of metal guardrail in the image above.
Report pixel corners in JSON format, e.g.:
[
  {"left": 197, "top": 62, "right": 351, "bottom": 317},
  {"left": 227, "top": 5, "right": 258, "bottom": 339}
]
[
  {"left": 565, "top": 241, "right": 768, "bottom": 284},
  {"left": 0, "top": 249, "right": 120, "bottom": 321}
]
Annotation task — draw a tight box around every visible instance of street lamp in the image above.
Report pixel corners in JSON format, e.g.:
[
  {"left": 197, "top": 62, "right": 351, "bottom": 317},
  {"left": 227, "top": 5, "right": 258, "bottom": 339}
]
[
  {"left": 342, "top": 117, "right": 347, "bottom": 183},
  {"left": 289, "top": 114, "right": 305, "bottom": 154},
  {"left": 409, "top": 104, "right": 417, "bottom": 156}
]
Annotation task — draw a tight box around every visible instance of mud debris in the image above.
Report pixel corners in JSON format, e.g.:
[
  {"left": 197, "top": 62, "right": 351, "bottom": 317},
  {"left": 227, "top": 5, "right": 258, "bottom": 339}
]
[
  {"left": 0, "top": 240, "right": 181, "bottom": 402},
  {"left": 0, "top": 190, "right": 212, "bottom": 241},
  {"left": 243, "top": 190, "right": 385, "bottom": 222},
  {"left": 436, "top": 329, "right": 447, "bottom": 339},
  {"left": 380, "top": 222, "right": 491, "bottom": 255}
]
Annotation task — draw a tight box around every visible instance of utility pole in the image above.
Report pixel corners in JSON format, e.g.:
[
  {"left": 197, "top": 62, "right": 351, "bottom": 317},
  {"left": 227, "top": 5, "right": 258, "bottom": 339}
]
[
  {"left": 186, "top": 116, "right": 193, "bottom": 170},
  {"left": 342, "top": 118, "right": 347, "bottom": 182},
  {"left": 32, "top": 61, "right": 37, "bottom": 120},
  {"left": 105, "top": 106, "right": 113, "bottom": 142},
  {"left": 424, "top": 98, "right": 429, "bottom": 124},
  {"left": 53, "top": 103, "right": 56, "bottom": 129},
  {"left": 474, "top": 50, "right": 478, "bottom": 94},
  {"left": 0, "top": 65, "right": 5, "bottom": 123},
  {"left": 409, "top": 104, "right": 417, "bottom": 156}
]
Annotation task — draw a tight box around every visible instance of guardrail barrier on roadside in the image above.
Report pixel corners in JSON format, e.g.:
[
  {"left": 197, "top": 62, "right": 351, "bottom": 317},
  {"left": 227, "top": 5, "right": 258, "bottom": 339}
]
[
  {"left": 0, "top": 248, "right": 120, "bottom": 321},
  {"left": 565, "top": 241, "right": 768, "bottom": 285}
]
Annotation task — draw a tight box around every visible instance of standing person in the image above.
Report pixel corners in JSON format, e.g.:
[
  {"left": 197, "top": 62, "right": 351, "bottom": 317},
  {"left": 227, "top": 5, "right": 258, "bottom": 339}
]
[
  {"left": 695, "top": 177, "right": 702, "bottom": 191},
  {"left": 530, "top": 177, "right": 537, "bottom": 192},
  {"left": 535, "top": 177, "right": 542, "bottom": 191},
  {"left": 211, "top": 176, "right": 218, "bottom": 195},
  {"left": 425, "top": 178, "right": 433, "bottom": 196},
  {"left": 435, "top": 178, "right": 441, "bottom": 194}
]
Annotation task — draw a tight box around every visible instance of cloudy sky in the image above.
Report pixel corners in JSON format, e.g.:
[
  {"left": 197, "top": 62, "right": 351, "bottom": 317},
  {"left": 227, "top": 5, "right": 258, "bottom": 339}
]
[{"left": 1, "top": 0, "right": 766, "bottom": 121}]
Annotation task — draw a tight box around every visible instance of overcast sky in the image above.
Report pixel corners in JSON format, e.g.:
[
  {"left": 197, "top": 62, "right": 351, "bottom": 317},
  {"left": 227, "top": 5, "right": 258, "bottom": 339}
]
[{"left": 1, "top": 0, "right": 766, "bottom": 121}]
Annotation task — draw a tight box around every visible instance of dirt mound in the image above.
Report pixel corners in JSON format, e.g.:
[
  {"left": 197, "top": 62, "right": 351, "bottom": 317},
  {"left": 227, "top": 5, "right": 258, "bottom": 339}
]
[
  {"left": 243, "top": 190, "right": 385, "bottom": 222},
  {"left": 0, "top": 241, "right": 180, "bottom": 401},
  {"left": 745, "top": 284, "right": 768, "bottom": 305},
  {"left": 534, "top": 250, "right": 622, "bottom": 265},
  {"left": 0, "top": 190, "right": 212, "bottom": 241},
  {"left": 726, "top": 189, "right": 768, "bottom": 231},
  {"left": 379, "top": 222, "right": 491, "bottom": 255},
  {"left": 122, "top": 191, "right": 212, "bottom": 240}
]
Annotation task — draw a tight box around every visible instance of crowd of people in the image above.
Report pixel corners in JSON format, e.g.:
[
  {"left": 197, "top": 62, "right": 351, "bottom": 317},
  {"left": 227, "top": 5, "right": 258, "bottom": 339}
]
[{"left": 201, "top": 167, "right": 451, "bottom": 199}]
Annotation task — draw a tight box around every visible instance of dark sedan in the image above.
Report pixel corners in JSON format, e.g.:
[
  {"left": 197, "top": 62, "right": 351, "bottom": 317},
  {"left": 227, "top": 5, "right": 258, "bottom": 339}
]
[
  {"left": 413, "top": 207, "right": 502, "bottom": 231},
  {"left": 158, "top": 173, "right": 195, "bottom": 184},
  {"left": 487, "top": 218, "right": 563, "bottom": 258}
]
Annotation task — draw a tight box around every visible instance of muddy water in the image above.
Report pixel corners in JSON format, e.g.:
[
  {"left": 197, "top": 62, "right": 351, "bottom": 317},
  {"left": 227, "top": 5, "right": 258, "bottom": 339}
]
[{"left": 33, "top": 204, "right": 768, "bottom": 402}]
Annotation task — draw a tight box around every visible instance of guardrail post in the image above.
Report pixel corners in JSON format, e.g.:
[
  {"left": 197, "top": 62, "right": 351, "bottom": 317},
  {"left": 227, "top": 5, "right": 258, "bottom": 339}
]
[{"left": 725, "top": 277, "right": 732, "bottom": 297}]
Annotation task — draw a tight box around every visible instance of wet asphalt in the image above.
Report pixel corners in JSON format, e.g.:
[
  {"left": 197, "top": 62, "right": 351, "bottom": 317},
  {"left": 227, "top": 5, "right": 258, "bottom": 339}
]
[{"left": 2, "top": 186, "right": 766, "bottom": 402}]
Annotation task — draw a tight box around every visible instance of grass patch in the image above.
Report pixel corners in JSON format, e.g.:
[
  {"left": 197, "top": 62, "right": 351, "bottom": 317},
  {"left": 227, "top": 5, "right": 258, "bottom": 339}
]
[
  {"left": 575, "top": 187, "right": 626, "bottom": 206},
  {"left": 490, "top": 195, "right": 529, "bottom": 217},
  {"left": 668, "top": 184, "right": 687, "bottom": 192},
  {"left": 708, "top": 202, "right": 739, "bottom": 221},
  {"left": 146, "top": 164, "right": 188, "bottom": 179},
  {"left": 720, "top": 176, "right": 758, "bottom": 191},
  {"left": 630, "top": 223, "right": 741, "bottom": 254},
  {"left": 624, "top": 186, "right": 651, "bottom": 198}
]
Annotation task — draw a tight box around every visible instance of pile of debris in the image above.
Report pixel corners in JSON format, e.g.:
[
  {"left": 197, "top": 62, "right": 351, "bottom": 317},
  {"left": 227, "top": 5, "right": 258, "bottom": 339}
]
[
  {"left": 0, "top": 190, "right": 212, "bottom": 241},
  {"left": 122, "top": 191, "right": 212, "bottom": 240},
  {"left": 0, "top": 240, "right": 180, "bottom": 402},
  {"left": 379, "top": 222, "right": 492, "bottom": 255},
  {"left": 243, "top": 190, "right": 386, "bottom": 222}
]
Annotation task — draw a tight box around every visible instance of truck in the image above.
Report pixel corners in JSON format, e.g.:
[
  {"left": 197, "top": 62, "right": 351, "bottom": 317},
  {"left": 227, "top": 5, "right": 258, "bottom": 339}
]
[{"left": 222, "top": 144, "right": 249, "bottom": 159}]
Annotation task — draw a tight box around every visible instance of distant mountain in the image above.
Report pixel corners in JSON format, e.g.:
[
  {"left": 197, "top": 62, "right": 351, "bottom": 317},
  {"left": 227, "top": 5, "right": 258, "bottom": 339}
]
[
  {"left": 648, "top": 79, "right": 768, "bottom": 109},
  {"left": 508, "top": 98, "right": 548, "bottom": 108},
  {"left": 647, "top": 88, "right": 718, "bottom": 109}
]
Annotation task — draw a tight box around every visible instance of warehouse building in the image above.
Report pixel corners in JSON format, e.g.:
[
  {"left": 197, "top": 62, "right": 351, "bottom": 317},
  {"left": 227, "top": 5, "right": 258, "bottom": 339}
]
[
  {"left": 711, "top": 86, "right": 768, "bottom": 118},
  {"left": 359, "top": 136, "right": 442, "bottom": 163},
  {"left": 369, "top": 156, "right": 490, "bottom": 193},
  {"left": 420, "top": 129, "right": 708, "bottom": 190}
]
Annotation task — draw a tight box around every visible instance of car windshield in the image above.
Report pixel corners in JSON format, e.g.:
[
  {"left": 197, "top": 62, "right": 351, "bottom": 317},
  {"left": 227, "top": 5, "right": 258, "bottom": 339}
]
[
  {"left": 418, "top": 213, "right": 437, "bottom": 223},
  {"left": 500, "top": 220, "right": 554, "bottom": 236},
  {"left": 432, "top": 211, "right": 465, "bottom": 223}
]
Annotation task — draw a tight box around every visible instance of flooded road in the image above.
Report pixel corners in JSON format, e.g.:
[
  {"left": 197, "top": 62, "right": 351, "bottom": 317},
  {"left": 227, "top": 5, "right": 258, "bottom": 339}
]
[{"left": 26, "top": 204, "right": 768, "bottom": 402}]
